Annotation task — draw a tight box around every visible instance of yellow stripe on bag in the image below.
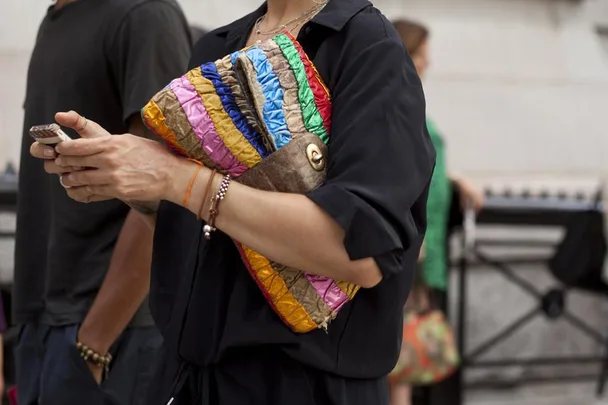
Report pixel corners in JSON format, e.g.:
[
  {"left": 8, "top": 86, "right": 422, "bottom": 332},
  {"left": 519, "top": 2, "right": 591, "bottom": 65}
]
[
  {"left": 186, "top": 68, "right": 262, "bottom": 168},
  {"left": 336, "top": 281, "right": 361, "bottom": 300},
  {"left": 141, "top": 99, "right": 187, "bottom": 156},
  {"left": 240, "top": 245, "right": 318, "bottom": 333}
]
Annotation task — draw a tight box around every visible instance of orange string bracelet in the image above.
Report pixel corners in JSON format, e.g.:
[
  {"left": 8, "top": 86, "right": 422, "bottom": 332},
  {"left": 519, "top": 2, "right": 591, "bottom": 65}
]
[{"left": 183, "top": 158, "right": 203, "bottom": 208}]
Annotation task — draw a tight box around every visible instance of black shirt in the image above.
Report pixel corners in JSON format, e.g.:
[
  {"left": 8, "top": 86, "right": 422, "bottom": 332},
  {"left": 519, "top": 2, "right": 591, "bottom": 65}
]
[
  {"left": 14, "top": 0, "right": 191, "bottom": 326},
  {"left": 149, "top": 0, "right": 435, "bottom": 403}
]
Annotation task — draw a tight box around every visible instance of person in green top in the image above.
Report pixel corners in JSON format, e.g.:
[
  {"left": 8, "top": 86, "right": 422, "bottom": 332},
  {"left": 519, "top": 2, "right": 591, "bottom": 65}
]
[
  {"left": 390, "top": 19, "right": 485, "bottom": 405},
  {"left": 423, "top": 117, "right": 452, "bottom": 290}
]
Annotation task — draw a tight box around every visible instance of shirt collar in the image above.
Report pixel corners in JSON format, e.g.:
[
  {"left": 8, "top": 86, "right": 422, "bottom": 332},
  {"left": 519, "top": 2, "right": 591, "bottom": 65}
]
[
  {"left": 221, "top": 0, "right": 371, "bottom": 43},
  {"left": 310, "top": 0, "right": 371, "bottom": 31}
]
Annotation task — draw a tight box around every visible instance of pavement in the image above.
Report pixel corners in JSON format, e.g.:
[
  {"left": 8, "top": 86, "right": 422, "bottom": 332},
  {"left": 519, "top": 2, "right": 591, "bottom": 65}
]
[
  {"left": 468, "top": 383, "right": 608, "bottom": 405},
  {"left": 2, "top": 182, "right": 607, "bottom": 404}
]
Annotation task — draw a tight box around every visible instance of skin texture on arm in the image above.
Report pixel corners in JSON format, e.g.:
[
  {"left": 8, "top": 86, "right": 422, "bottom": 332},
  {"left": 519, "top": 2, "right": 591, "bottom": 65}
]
[
  {"left": 120, "top": 117, "right": 159, "bottom": 229},
  {"left": 76, "top": 116, "right": 154, "bottom": 383},
  {"left": 184, "top": 164, "right": 384, "bottom": 288},
  {"left": 37, "top": 36, "right": 432, "bottom": 290},
  {"left": 38, "top": 112, "right": 383, "bottom": 288},
  {"left": 28, "top": 0, "right": 188, "bottom": 384}
]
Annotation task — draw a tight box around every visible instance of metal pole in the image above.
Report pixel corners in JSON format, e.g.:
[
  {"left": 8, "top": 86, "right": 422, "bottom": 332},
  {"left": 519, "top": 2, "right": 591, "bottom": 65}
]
[{"left": 456, "top": 206, "right": 476, "bottom": 405}]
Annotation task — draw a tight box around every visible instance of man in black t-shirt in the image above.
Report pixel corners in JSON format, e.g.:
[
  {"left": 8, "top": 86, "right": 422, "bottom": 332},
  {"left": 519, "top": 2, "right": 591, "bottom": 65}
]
[{"left": 14, "top": 0, "right": 190, "bottom": 404}]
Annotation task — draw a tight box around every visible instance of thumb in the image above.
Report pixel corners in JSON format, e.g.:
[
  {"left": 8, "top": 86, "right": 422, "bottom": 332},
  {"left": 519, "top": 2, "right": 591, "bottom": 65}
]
[{"left": 55, "top": 111, "right": 109, "bottom": 139}]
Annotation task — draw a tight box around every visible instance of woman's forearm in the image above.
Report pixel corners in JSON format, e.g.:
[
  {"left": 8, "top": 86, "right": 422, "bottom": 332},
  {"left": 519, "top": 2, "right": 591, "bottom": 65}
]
[
  {"left": 218, "top": 187, "right": 382, "bottom": 287},
  {"left": 165, "top": 159, "right": 382, "bottom": 287}
]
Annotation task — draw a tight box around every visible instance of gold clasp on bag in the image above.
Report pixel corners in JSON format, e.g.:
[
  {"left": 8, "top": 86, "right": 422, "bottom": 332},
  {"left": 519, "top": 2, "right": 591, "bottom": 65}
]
[{"left": 306, "top": 144, "right": 325, "bottom": 171}]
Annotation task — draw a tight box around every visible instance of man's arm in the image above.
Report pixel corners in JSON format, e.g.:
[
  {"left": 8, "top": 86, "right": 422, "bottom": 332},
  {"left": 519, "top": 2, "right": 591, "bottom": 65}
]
[
  {"left": 76, "top": 0, "right": 190, "bottom": 375},
  {"left": 77, "top": 118, "right": 155, "bottom": 383},
  {"left": 125, "top": 200, "right": 158, "bottom": 229}
]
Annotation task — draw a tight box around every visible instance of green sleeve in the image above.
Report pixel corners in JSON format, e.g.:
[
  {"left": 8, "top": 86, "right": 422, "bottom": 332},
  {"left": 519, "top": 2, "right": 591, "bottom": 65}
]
[{"left": 421, "top": 119, "right": 451, "bottom": 290}]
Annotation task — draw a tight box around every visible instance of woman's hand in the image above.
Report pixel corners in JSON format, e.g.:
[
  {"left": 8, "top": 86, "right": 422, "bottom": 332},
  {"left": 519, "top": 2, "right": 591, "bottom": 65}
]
[
  {"left": 453, "top": 176, "right": 485, "bottom": 212},
  {"left": 50, "top": 111, "right": 178, "bottom": 203},
  {"left": 30, "top": 142, "right": 82, "bottom": 175}
]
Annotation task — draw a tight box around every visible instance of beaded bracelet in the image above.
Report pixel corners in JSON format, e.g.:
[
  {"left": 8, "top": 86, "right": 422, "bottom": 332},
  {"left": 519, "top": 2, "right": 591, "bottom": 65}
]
[
  {"left": 204, "top": 174, "right": 231, "bottom": 239},
  {"left": 76, "top": 340, "right": 113, "bottom": 375}
]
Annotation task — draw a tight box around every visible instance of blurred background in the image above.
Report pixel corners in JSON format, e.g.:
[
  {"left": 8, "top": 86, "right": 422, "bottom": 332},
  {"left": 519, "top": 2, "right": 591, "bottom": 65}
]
[
  {"left": 1, "top": 0, "right": 608, "bottom": 405},
  {"left": 3, "top": 0, "right": 608, "bottom": 176}
]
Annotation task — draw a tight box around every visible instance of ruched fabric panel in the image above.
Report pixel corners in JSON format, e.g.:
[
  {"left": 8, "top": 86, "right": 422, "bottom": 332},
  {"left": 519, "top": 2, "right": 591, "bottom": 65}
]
[
  {"left": 189, "top": 66, "right": 262, "bottom": 170},
  {"left": 141, "top": 99, "right": 187, "bottom": 156},
  {"left": 242, "top": 47, "right": 291, "bottom": 150},
  {"left": 173, "top": 75, "right": 245, "bottom": 174},
  {"left": 273, "top": 34, "right": 328, "bottom": 142},
  {"left": 284, "top": 31, "right": 332, "bottom": 137},
  {"left": 202, "top": 62, "right": 269, "bottom": 158}
]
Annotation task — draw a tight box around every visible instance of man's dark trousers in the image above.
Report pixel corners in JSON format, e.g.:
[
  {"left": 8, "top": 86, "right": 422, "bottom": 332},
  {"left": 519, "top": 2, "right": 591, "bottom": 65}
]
[{"left": 15, "top": 324, "right": 162, "bottom": 405}]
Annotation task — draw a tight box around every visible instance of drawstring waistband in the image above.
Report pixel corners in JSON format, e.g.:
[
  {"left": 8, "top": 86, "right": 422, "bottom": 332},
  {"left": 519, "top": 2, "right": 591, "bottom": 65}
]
[
  {"left": 166, "top": 363, "right": 213, "bottom": 405},
  {"left": 166, "top": 362, "right": 189, "bottom": 405}
]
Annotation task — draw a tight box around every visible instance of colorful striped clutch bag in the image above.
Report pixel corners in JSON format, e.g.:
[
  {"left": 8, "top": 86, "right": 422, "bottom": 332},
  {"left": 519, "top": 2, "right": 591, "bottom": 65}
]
[{"left": 142, "top": 32, "right": 360, "bottom": 333}]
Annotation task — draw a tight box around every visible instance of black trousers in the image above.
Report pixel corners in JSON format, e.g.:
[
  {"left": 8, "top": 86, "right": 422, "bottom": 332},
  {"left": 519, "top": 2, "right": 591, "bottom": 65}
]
[{"left": 15, "top": 323, "right": 162, "bottom": 405}]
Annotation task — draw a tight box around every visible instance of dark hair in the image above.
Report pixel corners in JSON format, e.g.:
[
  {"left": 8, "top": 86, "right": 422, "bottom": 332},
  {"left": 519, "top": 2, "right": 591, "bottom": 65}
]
[{"left": 392, "top": 19, "right": 429, "bottom": 56}]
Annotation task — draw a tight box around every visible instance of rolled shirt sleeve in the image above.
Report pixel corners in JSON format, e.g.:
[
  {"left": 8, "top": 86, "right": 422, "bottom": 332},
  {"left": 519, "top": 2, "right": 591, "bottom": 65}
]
[{"left": 307, "top": 35, "right": 435, "bottom": 278}]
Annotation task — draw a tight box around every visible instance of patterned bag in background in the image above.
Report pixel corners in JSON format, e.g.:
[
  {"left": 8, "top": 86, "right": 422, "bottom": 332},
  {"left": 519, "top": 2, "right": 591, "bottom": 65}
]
[{"left": 389, "top": 284, "right": 460, "bottom": 385}]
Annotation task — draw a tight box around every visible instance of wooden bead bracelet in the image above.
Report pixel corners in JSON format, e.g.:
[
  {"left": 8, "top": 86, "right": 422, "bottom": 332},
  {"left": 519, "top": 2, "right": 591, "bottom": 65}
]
[{"left": 76, "top": 340, "right": 112, "bottom": 374}]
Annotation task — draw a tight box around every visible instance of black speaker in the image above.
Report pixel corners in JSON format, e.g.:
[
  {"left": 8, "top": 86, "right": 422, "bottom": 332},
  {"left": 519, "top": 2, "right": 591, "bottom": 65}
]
[{"left": 549, "top": 210, "right": 608, "bottom": 294}]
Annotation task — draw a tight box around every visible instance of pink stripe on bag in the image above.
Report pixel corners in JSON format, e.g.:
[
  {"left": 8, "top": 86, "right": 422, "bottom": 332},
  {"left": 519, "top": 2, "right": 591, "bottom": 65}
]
[
  {"left": 170, "top": 77, "right": 247, "bottom": 176},
  {"left": 304, "top": 274, "right": 350, "bottom": 311}
]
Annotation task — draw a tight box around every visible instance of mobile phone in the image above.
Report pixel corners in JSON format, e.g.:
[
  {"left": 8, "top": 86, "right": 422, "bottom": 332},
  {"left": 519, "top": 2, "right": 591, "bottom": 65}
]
[{"left": 29, "top": 123, "right": 71, "bottom": 146}]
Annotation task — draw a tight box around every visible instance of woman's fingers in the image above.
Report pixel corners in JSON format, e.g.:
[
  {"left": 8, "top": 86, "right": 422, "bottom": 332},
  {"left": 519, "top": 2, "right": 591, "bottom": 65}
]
[
  {"left": 44, "top": 161, "right": 76, "bottom": 175},
  {"left": 31, "top": 140, "right": 84, "bottom": 174},
  {"left": 82, "top": 185, "right": 114, "bottom": 197},
  {"left": 55, "top": 153, "right": 105, "bottom": 168},
  {"left": 64, "top": 186, "right": 114, "bottom": 203},
  {"left": 54, "top": 111, "right": 109, "bottom": 139},
  {"left": 54, "top": 111, "right": 111, "bottom": 157},
  {"left": 55, "top": 137, "right": 108, "bottom": 157},
  {"left": 62, "top": 169, "right": 108, "bottom": 187},
  {"left": 30, "top": 142, "right": 57, "bottom": 159}
]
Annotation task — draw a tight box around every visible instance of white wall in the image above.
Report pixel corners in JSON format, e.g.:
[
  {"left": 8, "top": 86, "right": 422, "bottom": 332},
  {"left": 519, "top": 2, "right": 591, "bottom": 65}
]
[
  {"left": 1, "top": 0, "right": 608, "bottom": 181},
  {"left": 379, "top": 0, "right": 608, "bottom": 180},
  {"left": 0, "top": 1, "right": 47, "bottom": 169}
]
